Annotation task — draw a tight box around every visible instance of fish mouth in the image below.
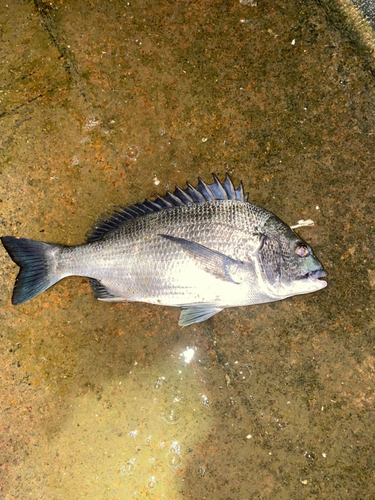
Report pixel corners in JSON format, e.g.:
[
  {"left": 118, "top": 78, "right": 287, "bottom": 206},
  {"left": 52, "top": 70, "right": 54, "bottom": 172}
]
[
  {"left": 298, "top": 268, "right": 327, "bottom": 289},
  {"left": 307, "top": 269, "right": 327, "bottom": 281}
]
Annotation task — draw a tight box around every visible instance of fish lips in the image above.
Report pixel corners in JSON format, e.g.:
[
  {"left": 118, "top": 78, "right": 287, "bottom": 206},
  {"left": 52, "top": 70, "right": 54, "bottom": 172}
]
[
  {"left": 308, "top": 269, "right": 327, "bottom": 280},
  {"left": 302, "top": 268, "right": 328, "bottom": 289}
]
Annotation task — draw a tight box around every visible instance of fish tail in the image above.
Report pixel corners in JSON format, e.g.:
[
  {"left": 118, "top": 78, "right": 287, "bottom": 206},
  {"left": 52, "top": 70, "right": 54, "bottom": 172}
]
[{"left": 1, "top": 236, "right": 61, "bottom": 305}]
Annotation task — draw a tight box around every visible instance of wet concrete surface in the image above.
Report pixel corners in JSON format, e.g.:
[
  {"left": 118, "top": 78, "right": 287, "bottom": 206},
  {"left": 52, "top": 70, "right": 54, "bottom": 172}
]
[{"left": 0, "top": 0, "right": 374, "bottom": 498}]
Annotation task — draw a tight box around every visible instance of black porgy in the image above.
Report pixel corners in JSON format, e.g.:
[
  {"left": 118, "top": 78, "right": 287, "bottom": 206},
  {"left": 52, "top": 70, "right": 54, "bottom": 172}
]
[{"left": 1, "top": 174, "right": 327, "bottom": 326}]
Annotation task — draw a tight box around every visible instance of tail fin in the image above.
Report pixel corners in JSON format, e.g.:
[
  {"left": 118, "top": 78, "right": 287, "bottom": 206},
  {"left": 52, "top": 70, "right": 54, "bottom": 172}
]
[{"left": 1, "top": 236, "right": 61, "bottom": 305}]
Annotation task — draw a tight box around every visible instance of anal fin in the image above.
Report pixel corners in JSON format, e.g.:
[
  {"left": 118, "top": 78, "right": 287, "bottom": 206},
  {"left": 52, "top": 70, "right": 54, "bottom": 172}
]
[
  {"left": 88, "top": 278, "right": 125, "bottom": 301},
  {"left": 179, "top": 305, "right": 224, "bottom": 326}
]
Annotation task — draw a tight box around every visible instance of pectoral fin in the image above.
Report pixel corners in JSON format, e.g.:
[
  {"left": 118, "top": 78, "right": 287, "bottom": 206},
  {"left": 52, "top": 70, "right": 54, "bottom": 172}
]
[
  {"left": 159, "top": 234, "right": 243, "bottom": 284},
  {"left": 179, "top": 305, "right": 224, "bottom": 326}
]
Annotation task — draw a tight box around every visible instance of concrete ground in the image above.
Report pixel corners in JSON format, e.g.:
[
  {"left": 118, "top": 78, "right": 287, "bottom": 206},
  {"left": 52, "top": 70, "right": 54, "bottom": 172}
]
[{"left": 0, "top": 0, "right": 374, "bottom": 498}]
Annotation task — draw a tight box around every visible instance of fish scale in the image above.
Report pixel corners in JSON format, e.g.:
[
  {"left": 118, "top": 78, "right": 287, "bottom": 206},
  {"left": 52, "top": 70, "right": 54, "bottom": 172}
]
[{"left": 1, "top": 174, "right": 327, "bottom": 326}]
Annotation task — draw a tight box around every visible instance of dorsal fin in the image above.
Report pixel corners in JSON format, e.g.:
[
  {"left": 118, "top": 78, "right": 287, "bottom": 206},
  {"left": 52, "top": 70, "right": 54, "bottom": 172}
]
[{"left": 87, "top": 173, "right": 248, "bottom": 243}]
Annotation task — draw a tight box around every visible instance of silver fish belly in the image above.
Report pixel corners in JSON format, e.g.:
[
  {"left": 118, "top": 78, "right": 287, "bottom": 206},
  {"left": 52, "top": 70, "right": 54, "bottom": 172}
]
[{"left": 1, "top": 174, "right": 327, "bottom": 326}]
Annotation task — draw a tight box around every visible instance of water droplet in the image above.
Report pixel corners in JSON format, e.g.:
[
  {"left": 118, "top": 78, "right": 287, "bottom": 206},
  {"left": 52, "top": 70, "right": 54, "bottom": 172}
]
[
  {"left": 119, "top": 458, "right": 136, "bottom": 475},
  {"left": 198, "top": 466, "right": 206, "bottom": 476},
  {"left": 232, "top": 364, "right": 252, "bottom": 383},
  {"left": 201, "top": 395, "right": 210, "bottom": 407},
  {"left": 124, "top": 145, "right": 139, "bottom": 160},
  {"left": 162, "top": 405, "right": 181, "bottom": 424},
  {"left": 154, "top": 376, "right": 165, "bottom": 389},
  {"left": 147, "top": 475, "right": 156, "bottom": 489},
  {"left": 167, "top": 442, "right": 182, "bottom": 471},
  {"left": 84, "top": 117, "right": 99, "bottom": 131},
  {"left": 71, "top": 155, "right": 79, "bottom": 166}
]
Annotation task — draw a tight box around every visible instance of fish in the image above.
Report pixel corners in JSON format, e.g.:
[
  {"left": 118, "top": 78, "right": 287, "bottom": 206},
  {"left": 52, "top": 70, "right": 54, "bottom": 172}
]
[{"left": 1, "top": 174, "right": 327, "bottom": 326}]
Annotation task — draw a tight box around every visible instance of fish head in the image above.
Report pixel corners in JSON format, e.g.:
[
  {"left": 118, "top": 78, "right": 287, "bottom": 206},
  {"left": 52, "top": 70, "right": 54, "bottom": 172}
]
[{"left": 256, "top": 215, "right": 327, "bottom": 299}]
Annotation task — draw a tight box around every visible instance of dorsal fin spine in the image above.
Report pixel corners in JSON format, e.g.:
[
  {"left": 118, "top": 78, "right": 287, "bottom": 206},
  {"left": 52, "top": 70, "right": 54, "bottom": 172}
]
[
  {"left": 185, "top": 183, "right": 206, "bottom": 202},
  {"left": 197, "top": 177, "right": 215, "bottom": 200},
  {"left": 155, "top": 195, "right": 173, "bottom": 208},
  {"left": 223, "top": 173, "right": 236, "bottom": 199},
  {"left": 165, "top": 191, "right": 184, "bottom": 206},
  {"left": 174, "top": 186, "right": 194, "bottom": 204}
]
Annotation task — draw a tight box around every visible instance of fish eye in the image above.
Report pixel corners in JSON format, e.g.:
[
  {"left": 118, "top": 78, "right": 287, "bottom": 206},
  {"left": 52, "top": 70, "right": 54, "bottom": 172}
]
[{"left": 295, "top": 243, "right": 309, "bottom": 258}]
